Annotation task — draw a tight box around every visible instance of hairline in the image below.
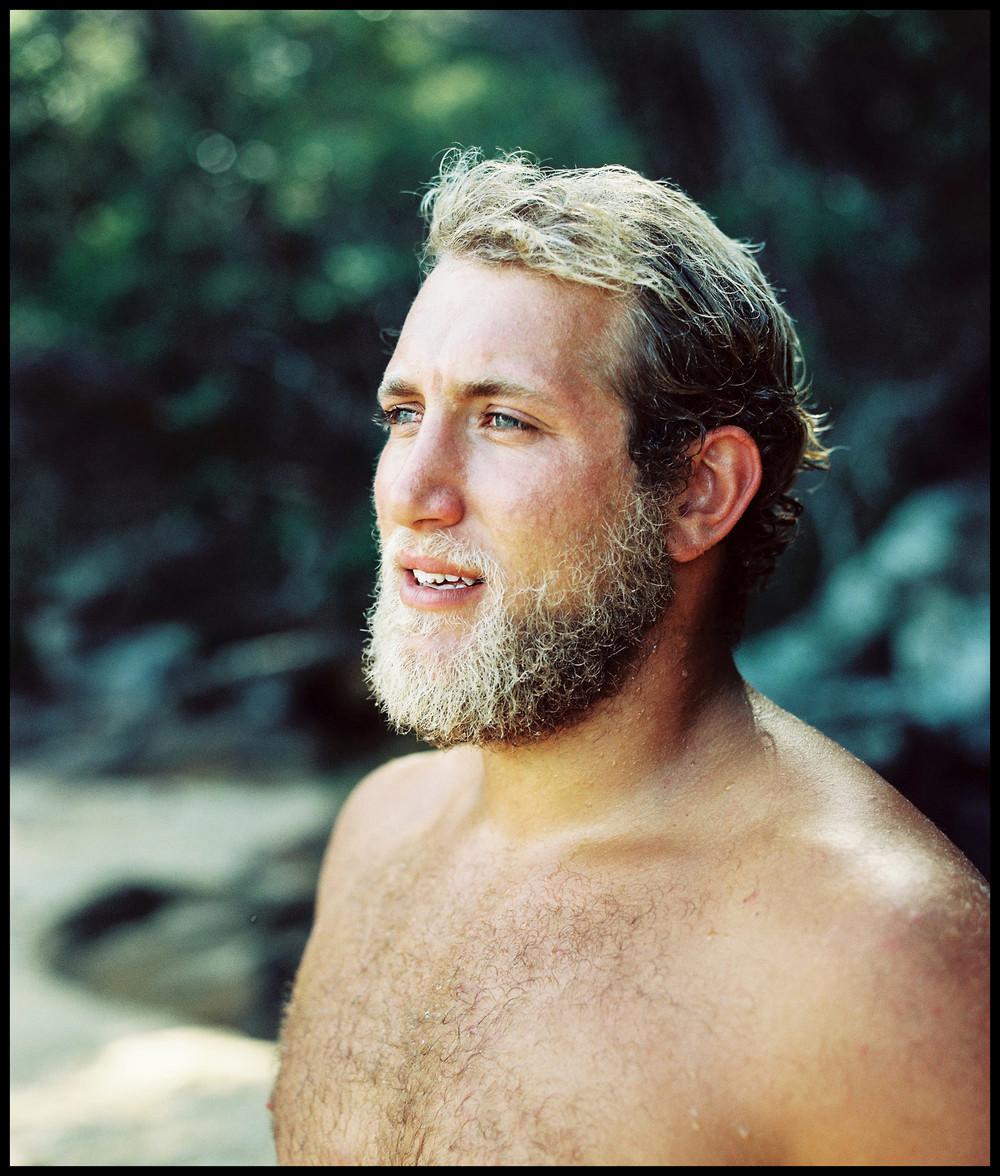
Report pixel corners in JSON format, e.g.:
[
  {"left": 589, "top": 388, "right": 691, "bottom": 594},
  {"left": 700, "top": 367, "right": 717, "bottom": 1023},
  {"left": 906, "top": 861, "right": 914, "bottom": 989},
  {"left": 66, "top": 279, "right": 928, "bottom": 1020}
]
[{"left": 423, "top": 248, "right": 652, "bottom": 446}]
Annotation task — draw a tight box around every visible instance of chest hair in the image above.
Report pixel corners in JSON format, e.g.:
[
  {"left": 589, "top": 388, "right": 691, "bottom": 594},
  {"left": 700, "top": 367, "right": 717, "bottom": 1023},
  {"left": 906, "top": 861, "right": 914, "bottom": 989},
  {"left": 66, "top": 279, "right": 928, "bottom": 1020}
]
[{"left": 277, "top": 846, "right": 723, "bottom": 1164}]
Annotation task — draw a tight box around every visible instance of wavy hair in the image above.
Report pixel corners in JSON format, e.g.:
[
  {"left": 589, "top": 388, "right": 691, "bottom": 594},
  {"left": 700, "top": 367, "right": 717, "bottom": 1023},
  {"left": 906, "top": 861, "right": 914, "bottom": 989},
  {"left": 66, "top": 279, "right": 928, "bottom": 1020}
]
[{"left": 419, "top": 149, "right": 831, "bottom": 643}]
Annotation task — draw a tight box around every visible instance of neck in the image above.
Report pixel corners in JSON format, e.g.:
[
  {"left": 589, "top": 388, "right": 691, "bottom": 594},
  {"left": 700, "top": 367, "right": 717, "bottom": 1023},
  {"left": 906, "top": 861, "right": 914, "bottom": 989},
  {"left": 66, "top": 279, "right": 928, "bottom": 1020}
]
[{"left": 471, "top": 614, "right": 755, "bottom": 846}]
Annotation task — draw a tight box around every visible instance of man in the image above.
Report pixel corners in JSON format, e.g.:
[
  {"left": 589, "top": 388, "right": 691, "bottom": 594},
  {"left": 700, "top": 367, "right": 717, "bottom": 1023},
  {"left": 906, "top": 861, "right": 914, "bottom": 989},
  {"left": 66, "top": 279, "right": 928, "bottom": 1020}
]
[{"left": 271, "top": 151, "right": 988, "bottom": 1165}]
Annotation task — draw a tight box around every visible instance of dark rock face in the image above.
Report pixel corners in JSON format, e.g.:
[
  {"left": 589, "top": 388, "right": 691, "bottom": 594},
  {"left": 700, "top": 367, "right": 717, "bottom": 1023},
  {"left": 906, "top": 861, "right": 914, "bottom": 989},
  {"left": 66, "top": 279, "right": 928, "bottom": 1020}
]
[
  {"left": 55, "top": 883, "right": 184, "bottom": 941},
  {"left": 43, "top": 832, "right": 329, "bottom": 1040}
]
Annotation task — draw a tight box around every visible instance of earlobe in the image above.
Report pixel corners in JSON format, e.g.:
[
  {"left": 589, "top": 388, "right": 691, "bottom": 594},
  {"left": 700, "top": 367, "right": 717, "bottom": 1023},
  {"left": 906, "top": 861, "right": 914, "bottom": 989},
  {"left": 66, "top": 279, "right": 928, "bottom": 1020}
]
[{"left": 667, "top": 426, "right": 763, "bottom": 563}]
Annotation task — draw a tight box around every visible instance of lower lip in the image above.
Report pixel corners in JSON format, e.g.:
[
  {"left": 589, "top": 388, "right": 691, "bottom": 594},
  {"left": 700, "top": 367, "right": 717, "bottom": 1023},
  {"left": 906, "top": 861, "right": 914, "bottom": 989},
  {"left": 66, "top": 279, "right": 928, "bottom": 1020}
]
[{"left": 399, "top": 570, "right": 487, "bottom": 609}]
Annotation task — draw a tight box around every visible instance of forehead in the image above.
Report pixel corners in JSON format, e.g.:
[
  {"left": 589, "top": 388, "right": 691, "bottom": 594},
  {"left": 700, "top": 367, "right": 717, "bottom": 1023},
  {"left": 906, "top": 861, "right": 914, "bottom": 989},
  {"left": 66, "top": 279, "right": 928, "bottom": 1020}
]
[{"left": 387, "top": 257, "right": 627, "bottom": 414}]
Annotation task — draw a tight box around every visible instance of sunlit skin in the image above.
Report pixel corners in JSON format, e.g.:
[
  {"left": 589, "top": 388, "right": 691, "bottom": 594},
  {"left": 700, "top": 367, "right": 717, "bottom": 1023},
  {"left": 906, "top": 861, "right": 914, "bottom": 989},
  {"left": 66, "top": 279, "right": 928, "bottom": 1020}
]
[
  {"left": 272, "top": 258, "right": 989, "bottom": 1166},
  {"left": 374, "top": 257, "right": 763, "bottom": 840},
  {"left": 374, "top": 260, "right": 636, "bottom": 633}
]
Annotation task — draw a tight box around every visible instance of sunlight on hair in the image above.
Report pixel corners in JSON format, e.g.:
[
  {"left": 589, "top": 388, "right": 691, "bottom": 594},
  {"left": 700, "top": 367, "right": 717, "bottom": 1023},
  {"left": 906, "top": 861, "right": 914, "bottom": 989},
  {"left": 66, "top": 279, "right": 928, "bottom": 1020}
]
[{"left": 419, "top": 148, "right": 832, "bottom": 642}]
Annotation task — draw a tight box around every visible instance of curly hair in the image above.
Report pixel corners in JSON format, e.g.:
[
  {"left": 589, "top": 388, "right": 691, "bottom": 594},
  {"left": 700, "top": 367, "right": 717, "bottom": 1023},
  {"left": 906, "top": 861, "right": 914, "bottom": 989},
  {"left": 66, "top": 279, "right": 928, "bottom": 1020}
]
[{"left": 419, "top": 148, "right": 831, "bottom": 644}]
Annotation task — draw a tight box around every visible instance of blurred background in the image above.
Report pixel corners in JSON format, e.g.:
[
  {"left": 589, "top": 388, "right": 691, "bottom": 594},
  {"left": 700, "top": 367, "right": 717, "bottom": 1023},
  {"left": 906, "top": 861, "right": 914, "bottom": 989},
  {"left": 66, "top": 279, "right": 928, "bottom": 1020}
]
[{"left": 10, "top": 9, "right": 989, "bottom": 1165}]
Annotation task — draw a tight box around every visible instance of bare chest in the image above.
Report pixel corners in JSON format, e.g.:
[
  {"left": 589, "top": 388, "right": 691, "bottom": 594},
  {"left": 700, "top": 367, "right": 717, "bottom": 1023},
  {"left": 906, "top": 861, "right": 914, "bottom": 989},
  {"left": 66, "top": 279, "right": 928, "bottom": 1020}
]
[{"left": 273, "top": 852, "right": 769, "bottom": 1165}]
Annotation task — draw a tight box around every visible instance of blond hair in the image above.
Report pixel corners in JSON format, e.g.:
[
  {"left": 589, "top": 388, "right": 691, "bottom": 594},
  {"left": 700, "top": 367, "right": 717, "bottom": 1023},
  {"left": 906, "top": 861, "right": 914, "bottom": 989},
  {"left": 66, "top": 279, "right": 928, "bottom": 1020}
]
[{"left": 420, "top": 149, "right": 831, "bottom": 642}]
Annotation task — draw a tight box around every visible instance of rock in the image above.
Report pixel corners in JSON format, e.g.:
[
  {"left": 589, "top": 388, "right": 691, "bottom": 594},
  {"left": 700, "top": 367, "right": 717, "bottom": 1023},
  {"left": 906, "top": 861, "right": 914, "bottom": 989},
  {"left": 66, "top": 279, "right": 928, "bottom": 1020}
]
[{"left": 42, "top": 830, "right": 329, "bottom": 1039}]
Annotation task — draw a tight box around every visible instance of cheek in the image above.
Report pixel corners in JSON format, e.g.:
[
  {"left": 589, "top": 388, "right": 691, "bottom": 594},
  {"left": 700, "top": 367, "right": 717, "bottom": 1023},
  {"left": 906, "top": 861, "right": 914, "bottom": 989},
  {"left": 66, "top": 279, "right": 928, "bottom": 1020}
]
[{"left": 478, "top": 451, "right": 624, "bottom": 549}]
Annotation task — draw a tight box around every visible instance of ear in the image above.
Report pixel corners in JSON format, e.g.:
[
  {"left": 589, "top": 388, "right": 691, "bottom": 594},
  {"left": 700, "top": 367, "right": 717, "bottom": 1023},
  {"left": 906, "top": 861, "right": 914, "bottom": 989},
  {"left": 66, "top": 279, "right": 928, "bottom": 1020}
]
[{"left": 667, "top": 426, "right": 762, "bottom": 563}]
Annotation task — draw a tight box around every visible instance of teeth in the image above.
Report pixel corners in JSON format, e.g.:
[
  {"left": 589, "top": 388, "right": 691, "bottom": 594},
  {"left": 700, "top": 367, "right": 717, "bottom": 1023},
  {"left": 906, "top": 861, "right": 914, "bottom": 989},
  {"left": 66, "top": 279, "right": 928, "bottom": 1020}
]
[{"left": 412, "top": 568, "right": 482, "bottom": 588}]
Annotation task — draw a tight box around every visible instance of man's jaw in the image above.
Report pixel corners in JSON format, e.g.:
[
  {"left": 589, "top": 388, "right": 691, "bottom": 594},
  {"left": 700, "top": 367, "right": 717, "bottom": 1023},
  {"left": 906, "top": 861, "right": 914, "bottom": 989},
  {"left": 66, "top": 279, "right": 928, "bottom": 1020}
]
[{"left": 367, "top": 485, "right": 675, "bottom": 748}]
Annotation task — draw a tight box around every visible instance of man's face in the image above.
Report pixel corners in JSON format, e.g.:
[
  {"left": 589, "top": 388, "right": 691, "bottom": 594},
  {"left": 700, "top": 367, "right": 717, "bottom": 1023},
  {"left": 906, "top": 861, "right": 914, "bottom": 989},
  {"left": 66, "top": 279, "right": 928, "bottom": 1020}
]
[{"left": 365, "top": 257, "right": 675, "bottom": 746}]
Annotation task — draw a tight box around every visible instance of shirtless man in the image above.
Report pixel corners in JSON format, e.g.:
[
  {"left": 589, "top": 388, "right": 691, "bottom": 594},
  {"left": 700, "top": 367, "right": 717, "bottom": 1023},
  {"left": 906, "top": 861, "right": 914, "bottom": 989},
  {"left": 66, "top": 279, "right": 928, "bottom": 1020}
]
[{"left": 271, "top": 151, "right": 988, "bottom": 1165}]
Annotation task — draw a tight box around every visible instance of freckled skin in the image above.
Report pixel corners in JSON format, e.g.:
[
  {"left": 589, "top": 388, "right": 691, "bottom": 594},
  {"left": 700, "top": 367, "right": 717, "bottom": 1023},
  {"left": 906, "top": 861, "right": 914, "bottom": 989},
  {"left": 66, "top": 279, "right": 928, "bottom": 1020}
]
[
  {"left": 373, "top": 258, "right": 634, "bottom": 609},
  {"left": 272, "top": 261, "right": 989, "bottom": 1166}
]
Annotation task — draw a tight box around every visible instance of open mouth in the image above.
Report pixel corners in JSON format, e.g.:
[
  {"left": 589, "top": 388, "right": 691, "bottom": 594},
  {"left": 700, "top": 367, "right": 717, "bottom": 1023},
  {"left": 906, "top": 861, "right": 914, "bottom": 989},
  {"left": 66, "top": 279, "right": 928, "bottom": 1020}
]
[{"left": 409, "top": 568, "right": 485, "bottom": 591}]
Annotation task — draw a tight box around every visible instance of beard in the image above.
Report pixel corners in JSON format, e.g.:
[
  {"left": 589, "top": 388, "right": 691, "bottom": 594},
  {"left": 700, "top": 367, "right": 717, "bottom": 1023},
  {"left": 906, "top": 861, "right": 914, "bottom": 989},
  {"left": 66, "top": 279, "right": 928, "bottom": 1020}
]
[{"left": 363, "top": 482, "right": 675, "bottom": 748}]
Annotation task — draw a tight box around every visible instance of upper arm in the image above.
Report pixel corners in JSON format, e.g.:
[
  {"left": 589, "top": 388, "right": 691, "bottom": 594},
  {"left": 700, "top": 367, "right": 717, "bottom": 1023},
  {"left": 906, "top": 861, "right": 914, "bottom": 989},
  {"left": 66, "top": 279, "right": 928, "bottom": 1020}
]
[{"left": 777, "top": 872, "right": 989, "bottom": 1165}]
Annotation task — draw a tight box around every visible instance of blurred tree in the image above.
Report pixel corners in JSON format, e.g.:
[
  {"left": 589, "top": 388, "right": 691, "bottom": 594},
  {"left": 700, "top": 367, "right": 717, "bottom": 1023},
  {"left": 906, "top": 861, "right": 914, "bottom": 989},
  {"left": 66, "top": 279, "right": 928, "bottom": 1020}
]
[
  {"left": 10, "top": 10, "right": 988, "bottom": 873},
  {"left": 10, "top": 9, "right": 642, "bottom": 772}
]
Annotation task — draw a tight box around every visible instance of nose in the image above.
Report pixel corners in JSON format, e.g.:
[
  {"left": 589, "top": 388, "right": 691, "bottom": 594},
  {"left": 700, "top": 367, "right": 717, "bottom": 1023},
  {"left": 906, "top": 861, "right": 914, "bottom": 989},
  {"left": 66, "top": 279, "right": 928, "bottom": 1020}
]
[{"left": 376, "top": 416, "right": 465, "bottom": 532}]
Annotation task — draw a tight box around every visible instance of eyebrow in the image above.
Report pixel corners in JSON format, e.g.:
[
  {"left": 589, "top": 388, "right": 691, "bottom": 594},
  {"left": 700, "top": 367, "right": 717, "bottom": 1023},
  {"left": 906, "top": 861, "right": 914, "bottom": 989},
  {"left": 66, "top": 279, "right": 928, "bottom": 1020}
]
[{"left": 376, "top": 375, "right": 553, "bottom": 405}]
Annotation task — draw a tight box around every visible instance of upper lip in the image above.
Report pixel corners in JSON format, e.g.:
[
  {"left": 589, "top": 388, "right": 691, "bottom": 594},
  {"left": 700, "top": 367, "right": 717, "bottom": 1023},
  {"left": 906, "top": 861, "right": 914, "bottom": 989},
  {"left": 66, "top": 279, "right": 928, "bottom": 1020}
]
[{"left": 399, "top": 552, "right": 485, "bottom": 580}]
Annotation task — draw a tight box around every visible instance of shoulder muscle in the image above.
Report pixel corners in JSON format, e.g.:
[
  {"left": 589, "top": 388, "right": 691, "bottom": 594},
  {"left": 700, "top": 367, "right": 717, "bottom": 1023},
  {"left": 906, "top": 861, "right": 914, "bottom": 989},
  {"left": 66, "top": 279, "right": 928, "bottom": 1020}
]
[
  {"left": 775, "top": 860, "right": 989, "bottom": 1164},
  {"left": 314, "top": 747, "right": 474, "bottom": 915}
]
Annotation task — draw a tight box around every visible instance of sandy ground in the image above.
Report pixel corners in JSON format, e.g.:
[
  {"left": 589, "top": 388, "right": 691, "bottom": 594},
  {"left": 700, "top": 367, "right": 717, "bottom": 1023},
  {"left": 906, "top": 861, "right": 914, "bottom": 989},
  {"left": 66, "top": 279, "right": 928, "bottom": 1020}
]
[{"left": 10, "top": 770, "right": 342, "bottom": 1167}]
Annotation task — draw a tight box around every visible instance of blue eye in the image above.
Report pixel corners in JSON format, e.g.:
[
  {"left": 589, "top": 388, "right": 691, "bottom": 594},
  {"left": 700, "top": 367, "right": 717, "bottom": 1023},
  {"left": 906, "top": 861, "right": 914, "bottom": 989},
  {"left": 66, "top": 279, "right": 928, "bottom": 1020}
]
[
  {"left": 376, "top": 406, "right": 420, "bottom": 429},
  {"left": 374, "top": 405, "right": 535, "bottom": 435},
  {"left": 487, "top": 411, "right": 531, "bottom": 431}
]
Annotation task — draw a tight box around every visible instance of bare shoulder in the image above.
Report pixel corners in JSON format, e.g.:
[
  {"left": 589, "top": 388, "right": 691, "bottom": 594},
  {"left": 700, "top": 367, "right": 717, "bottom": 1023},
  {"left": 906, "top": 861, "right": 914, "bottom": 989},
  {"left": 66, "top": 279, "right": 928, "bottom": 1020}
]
[
  {"left": 745, "top": 693, "right": 989, "bottom": 1164},
  {"left": 315, "top": 745, "right": 480, "bottom": 911},
  {"left": 746, "top": 687, "right": 986, "bottom": 885}
]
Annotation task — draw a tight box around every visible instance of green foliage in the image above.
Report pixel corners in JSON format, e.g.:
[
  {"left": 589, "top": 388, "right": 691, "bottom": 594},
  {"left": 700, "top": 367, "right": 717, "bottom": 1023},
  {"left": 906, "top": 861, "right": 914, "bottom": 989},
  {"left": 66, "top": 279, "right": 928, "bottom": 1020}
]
[{"left": 10, "top": 12, "right": 989, "bottom": 806}]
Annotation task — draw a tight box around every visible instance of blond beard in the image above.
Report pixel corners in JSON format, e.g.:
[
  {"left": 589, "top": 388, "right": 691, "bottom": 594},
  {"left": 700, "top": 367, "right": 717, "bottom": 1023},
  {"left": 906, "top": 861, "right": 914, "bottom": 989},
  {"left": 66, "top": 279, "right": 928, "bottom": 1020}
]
[{"left": 363, "top": 484, "right": 674, "bottom": 748}]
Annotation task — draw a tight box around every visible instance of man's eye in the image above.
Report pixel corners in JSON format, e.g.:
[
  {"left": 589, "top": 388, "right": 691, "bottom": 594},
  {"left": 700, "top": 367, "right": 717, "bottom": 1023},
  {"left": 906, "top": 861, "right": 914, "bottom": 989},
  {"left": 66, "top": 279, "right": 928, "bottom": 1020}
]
[
  {"left": 486, "top": 411, "right": 532, "bottom": 432},
  {"left": 375, "top": 406, "right": 421, "bottom": 429}
]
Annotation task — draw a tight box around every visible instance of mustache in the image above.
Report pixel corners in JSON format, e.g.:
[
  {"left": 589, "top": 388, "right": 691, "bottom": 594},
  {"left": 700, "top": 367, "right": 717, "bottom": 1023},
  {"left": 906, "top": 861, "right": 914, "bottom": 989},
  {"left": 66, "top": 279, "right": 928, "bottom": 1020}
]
[{"left": 379, "top": 529, "right": 507, "bottom": 586}]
